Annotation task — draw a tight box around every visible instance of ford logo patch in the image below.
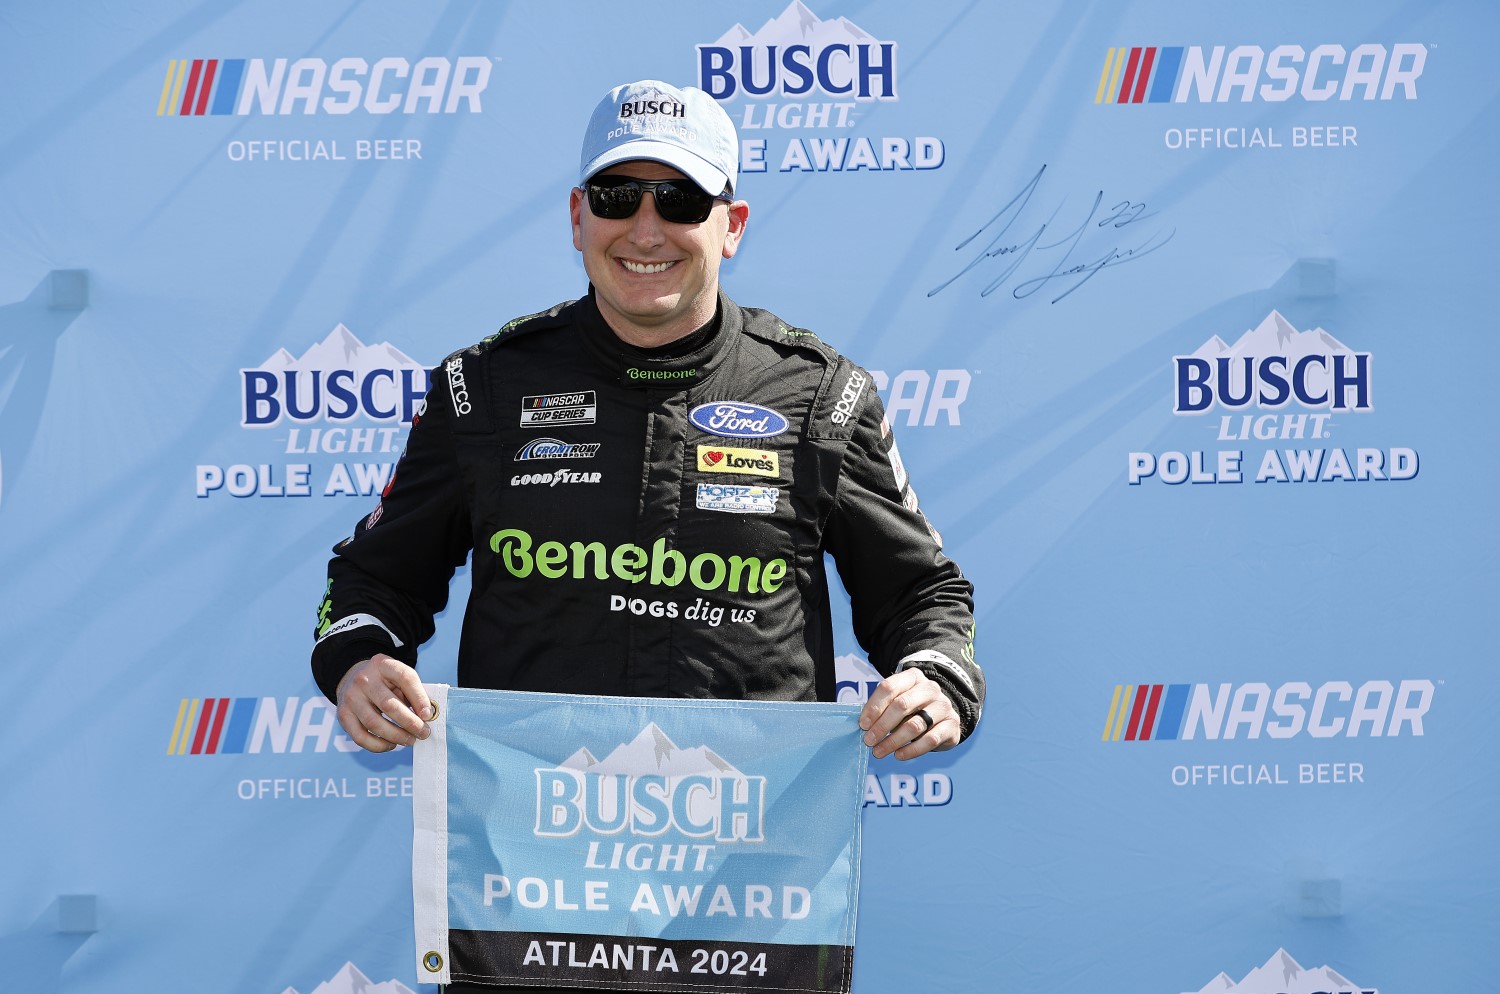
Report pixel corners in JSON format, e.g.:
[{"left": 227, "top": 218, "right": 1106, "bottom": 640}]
[{"left": 689, "top": 402, "right": 790, "bottom": 439}]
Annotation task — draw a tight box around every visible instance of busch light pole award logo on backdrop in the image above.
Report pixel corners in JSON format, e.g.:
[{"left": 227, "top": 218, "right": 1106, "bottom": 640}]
[
  {"left": 194, "top": 324, "right": 429, "bottom": 499},
  {"left": 1127, "top": 311, "right": 1418, "bottom": 487},
  {"left": 697, "top": 1, "right": 944, "bottom": 175}
]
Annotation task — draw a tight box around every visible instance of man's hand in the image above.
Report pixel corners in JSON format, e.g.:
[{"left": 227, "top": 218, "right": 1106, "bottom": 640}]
[
  {"left": 859, "top": 667, "right": 960, "bottom": 761},
  {"left": 335, "top": 653, "right": 434, "bottom": 753}
]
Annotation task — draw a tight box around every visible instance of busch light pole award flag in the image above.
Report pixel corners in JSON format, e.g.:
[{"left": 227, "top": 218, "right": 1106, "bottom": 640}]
[{"left": 412, "top": 686, "right": 869, "bottom": 991}]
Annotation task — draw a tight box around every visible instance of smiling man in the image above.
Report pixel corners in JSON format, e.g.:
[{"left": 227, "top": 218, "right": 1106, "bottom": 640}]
[{"left": 311, "top": 83, "right": 984, "bottom": 989}]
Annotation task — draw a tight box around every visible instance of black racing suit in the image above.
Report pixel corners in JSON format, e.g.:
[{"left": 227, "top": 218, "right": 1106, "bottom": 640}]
[
  {"left": 312, "top": 290, "right": 982, "bottom": 736},
  {"left": 311, "top": 290, "right": 982, "bottom": 994}
]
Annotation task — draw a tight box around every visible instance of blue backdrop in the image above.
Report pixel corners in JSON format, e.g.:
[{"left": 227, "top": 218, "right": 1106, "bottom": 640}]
[{"left": 3, "top": 2, "right": 1496, "bottom": 992}]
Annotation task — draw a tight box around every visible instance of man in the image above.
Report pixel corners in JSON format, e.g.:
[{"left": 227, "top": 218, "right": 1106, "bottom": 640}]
[{"left": 313, "top": 77, "right": 981, "bottom": 811}]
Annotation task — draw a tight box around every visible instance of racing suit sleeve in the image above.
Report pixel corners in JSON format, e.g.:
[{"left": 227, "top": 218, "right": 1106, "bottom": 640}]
[
  {"left": 823, "top": 381, "right": 984, "bottom": 741},
  {"left": 310, "top": 376, "right": 472, "bottom": 702}
]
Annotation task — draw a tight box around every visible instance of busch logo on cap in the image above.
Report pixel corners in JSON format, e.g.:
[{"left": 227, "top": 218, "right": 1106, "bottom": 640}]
[{"left": 619, "top": 92, "right": 687, "bottom": 119}]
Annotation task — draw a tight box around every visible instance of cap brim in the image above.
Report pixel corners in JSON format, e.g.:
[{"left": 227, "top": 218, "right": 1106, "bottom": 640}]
[{"left": 582, "top": 141, "right": 731, "bottom": 197}]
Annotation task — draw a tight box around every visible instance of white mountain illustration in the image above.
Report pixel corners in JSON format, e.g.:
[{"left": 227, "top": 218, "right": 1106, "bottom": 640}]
[
  {"left": 556, "top": 725, "right": 749, "bottom": 825},
  {"left": 564, "top": 723, "right": 738, "bottom": 778},
  {"left": 255, "top": 324, "right": 422, "bottom": 373},
  {"left": 1188, "top": 972, "right": 1235, "bottom": 994},
  {"left": 1187, "top": 311, "right": 1358, "bottom": 406},
  {"left": 1191, "top": 311, "right": 1352, "bottom": 361},
  {"left": 281, "top": 960, "right": 416, "bottom": 994},
  {"left": 714, "top": 1, "right": 879, "bottom": 50},
  {"left": 1182, "top": 948, "right": 1376, "bottom": 994}
]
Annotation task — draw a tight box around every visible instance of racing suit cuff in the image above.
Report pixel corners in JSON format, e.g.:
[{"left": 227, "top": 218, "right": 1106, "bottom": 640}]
[
  {"left": 312, "top": 635, "right": 405, "bottom": 704},
  {"left": 897, "top": 650, "right": 982, "bottom": 742}
]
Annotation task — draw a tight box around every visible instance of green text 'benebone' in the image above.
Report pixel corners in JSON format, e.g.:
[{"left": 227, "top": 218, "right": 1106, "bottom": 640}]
[{"left": 488, "top": 529, "right": 787, "bottom": 594}]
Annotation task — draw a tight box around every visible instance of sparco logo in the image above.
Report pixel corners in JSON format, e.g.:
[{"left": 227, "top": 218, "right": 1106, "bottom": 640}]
[
  {"left": 515, "top": 438, "right": 601, "bottom": 461},
  {"left": 830, "top": 368, "right": 867, "bottom": 425},
  {"left": 620, "top": 98, "right": 686, "bottom": 119},
  {"left": 446, "top": 356, "right": 472, "bottom": 417}
]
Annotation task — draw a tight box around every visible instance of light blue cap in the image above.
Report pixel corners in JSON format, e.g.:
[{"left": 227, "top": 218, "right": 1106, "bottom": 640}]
[{"left": 579, "top": 80, "right": 739, "bottom": 196}]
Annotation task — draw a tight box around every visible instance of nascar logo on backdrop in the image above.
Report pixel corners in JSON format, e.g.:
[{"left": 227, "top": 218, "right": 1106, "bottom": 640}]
[
  {"left": 1127, "top": 311, "right": 1418, "bottom": 487},
  {"left": 194, "top": 324, "right": 429, "bottom": 498},
  {"left": 1093, "top": 41, "right": 1431, "bottom": 153},
  {"left": 166, "top": 694, "right": 415, "bottom": 802},
  {"left": 1102, "top": 678, "right": 1436, "bottom": 790},
  {"left": 697, "top": 1, "right": 944, "bottom": 174},
  {"left": 156, "top": 54, "right": 494, "bottom": 163}
]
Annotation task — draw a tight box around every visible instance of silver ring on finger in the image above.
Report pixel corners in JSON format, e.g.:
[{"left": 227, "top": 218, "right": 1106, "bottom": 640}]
[{"left": 914, "top": 708, "right": 935, "bottom": 733}]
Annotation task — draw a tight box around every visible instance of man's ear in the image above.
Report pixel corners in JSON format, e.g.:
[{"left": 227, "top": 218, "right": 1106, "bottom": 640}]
[
  {"left": 569, "top": 187, "right": 585, "bottom": 252},
  {"left": 722, "top": 200, "right": 750, "bottom": 259}
]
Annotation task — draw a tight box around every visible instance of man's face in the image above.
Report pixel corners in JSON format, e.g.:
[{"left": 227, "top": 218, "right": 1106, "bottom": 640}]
[{"left": 570, "top": 160, "right": 748, "bottom": 346}]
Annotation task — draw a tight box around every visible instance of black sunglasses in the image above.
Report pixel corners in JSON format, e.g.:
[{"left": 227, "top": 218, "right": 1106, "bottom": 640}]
[{"left": 583, "top": 175, "right": 729, "bottom": 224}]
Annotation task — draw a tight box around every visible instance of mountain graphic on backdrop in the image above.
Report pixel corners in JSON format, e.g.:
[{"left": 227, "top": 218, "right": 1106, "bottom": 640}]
[
  {"left": 1181, "top": 948, "right": 1377, "bottom": 994},
  {"left": 712, "top": 0, "right": 878, "bottom": 51},
  {"left": 278, "top": 960, "right": 416, "bottom": 994},
  {"left": 1189, "top": 311, "right": 1353, "bottom": 362},
  {"left": 256, "top": 324, "right": 422, "bottom": 373}
]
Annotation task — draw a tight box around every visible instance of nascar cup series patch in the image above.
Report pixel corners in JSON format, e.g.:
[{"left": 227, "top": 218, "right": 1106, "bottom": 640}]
[
  {"left": 413, "top": 687, "right": 867, "bottom": 992},
  {"left": 520, "top": 391, "right": 597, "bottom": 427}
]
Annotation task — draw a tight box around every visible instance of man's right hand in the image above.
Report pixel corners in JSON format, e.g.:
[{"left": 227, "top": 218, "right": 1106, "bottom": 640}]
[{"left": 334, "top": 653, "right": 434, "bottom": 753}]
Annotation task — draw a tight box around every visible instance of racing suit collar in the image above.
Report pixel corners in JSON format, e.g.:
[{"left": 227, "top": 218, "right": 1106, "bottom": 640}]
[{"left": 579, "top": 286, "right": 738, "bottom": 390}]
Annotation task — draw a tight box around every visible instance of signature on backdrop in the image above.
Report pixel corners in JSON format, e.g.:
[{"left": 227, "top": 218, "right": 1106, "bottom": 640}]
[{"left": 929, "top": 164, "right": 1174, "bottom": 304}]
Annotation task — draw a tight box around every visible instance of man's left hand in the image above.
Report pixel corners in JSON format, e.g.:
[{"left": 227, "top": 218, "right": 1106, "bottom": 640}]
[{"left": 859, "top": 668, "right": 959, "bottom": 760}]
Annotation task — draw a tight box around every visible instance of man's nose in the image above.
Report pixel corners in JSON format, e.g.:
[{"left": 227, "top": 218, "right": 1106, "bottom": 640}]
[{"left": 626, "top": 190, "right": 667, "bottom": 244}]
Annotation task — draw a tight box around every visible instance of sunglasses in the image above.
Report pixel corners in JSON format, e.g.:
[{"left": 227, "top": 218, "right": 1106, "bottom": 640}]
[{"left": 583, "top": 175, "right": 729, "bottom": 224}]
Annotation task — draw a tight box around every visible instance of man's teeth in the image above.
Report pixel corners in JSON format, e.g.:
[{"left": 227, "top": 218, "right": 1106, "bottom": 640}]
[{"left": 622, "top": 260, "right": 674, "bottom": 274}]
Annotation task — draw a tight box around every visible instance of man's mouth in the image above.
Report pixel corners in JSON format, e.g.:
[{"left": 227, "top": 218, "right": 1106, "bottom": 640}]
[{"left": 620, "top": 259, "right": 676, "bottom": 275}]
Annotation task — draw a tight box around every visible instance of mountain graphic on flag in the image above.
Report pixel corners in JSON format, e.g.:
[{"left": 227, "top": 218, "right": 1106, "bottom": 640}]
[
  {"left": 561, "top": 723, "right": 739, "bottom": 778},
  {"left": 558, "top": 723, "right": 749, "bottom": 828},
  {"left": 278, "top": 960, "right": 416, "bottom": 994}
]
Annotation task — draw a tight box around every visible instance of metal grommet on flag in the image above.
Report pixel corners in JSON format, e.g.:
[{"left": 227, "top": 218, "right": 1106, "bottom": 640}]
[{"left": 422, "top": 951, "right": 443, "bottom": 973}]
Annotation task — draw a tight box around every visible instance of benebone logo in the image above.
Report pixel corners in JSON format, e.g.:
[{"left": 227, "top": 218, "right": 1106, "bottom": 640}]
[{"left": 488, "top": 528, "right": 787, "bottom": 595}]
